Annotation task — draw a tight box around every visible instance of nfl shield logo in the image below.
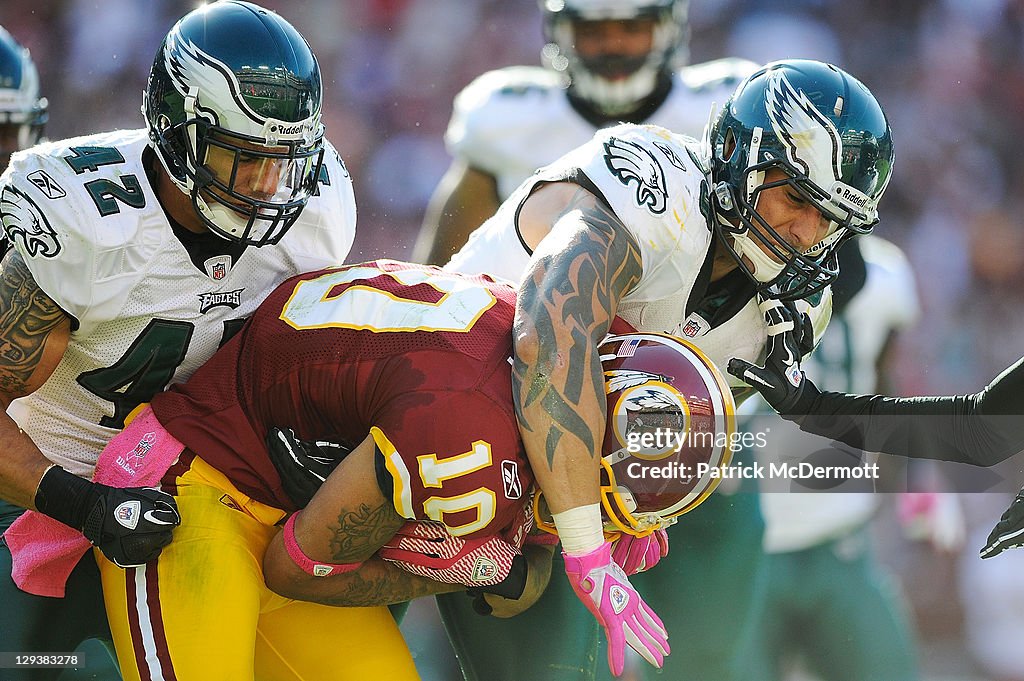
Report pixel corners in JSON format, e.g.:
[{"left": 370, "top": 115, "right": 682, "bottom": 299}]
[
  {"left": 472, "top": 557, "right": 498, "bottom": 582},
  {"left": 679, "top": 313, "right": 710, "bottom": 338},
  {"left": 609, "top": 585, "right": 630, "bottom": 614},
  {"left": 204, "top": 255, "right": 232, "bottom": 281},
  {"left": 114, "top": 500, "right": 141, "bottom": 530}
]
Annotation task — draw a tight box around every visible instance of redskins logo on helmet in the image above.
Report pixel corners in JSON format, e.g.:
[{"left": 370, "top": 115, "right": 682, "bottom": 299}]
[{"left": 534, "top": 332, "right": 736, "bottom": 538}]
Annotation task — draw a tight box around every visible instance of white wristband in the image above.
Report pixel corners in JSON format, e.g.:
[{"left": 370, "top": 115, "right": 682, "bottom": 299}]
[{"left": 552, "top": 504, "right": 605, "bottom": 556}]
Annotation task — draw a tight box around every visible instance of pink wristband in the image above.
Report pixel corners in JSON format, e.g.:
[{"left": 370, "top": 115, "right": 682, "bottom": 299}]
[{"left": 282, "top": 513, "right": 364, "bottom": 578}]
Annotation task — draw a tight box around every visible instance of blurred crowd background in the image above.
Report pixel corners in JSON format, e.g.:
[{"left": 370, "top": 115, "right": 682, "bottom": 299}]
[{"left": 4, "top": 1, "right": 1024, "bottom": 679}]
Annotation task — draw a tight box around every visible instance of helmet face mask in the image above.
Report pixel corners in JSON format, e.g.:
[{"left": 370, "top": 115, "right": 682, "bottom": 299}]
[
  {"left": 188, "top": 124, "right": 324, "bottom": 245},
  {"left": 0, "top": 26, "right": 47, "bottom": 169},
  {"left": 540, "top": 0, "right": 687, "bottom": 118},
  {"left": 715, "top": 158, "right": 853, "bottom": 302},
  {"left": 144, "top": 1, "right": 325, "bottom": 246},
  {"left": 708, "top": 59, "right": 894, "bottom": 301}
]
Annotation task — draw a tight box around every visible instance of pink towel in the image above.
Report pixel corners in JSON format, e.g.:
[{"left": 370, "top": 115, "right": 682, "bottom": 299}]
[{"left": 4, "top": 406, "right": 184, "bottom": 597}]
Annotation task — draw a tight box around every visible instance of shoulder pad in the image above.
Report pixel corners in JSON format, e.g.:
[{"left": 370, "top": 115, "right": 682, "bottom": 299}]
[
  {"left": 447, "top": 67, "right": 564, "bottom": 162},
  {"left": 678, "top": 58, "right": 760, "bottom": 94},
  {"left": 1, "top": 130, "right": 156, "bottom": 318},
  {"left": 454, "top": 66, "right": 563, "bottom": 112},
  {"left": 280, "top": 137, "right": 356, "bottom": 265},
  {"left": 859, "top": 234, "right": 912, "bottom": 272}
]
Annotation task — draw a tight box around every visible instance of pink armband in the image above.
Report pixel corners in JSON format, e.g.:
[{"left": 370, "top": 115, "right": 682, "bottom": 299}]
[{"left": 282, "top": 513, "right": 363, "bottom": 578}]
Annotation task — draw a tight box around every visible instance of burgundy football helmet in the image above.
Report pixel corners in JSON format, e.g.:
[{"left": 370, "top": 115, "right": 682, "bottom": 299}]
[
  {"left": 534, "top": 332, "right": 736, "bottom": 538},
  {"left": 598, "top": 332, "right": 736, "bottom": 536}
]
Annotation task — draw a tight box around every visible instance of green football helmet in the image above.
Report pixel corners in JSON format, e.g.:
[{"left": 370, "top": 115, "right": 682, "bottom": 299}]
[
  {"left": 540, "top": 0, "right": 687, "bottom": 118},
  {"left": 144, "top": 1, "right": 324, "bottom": 246},
  {"left": 708, "top": 59, "right": 894, "bottom": 301},
  {"left": 0, "top": 26, "right": 47, "bottom": 170}
]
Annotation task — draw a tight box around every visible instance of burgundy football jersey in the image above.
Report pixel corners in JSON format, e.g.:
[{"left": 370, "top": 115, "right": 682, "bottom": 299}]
[{"left": 151, "top": 260, "right": 531, "bottom": 538}]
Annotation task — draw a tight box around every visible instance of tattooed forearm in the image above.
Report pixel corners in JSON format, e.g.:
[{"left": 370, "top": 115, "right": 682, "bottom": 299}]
[
  {"left": 513, "top": 192, "right": 642, "bottom": 469},
  {"left": 316, "top": 558, "right": 462, "bottom": 607},
  {"left": 327, "top": 502, "right": 404, "bottom": 563},
  {"left": 0, "top": 250, "right": 67, "bottom": 395}
]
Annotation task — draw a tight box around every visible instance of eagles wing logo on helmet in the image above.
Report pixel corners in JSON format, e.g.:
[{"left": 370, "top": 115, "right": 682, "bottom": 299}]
[
  {"left": 764, "top": 72, "right": 843, "bottom": 192},
  {"left": 164, "top": 32, "right": 258, "bottom": 127},
  {"left": 603, "top": 137, "right": 668, "bottom": 215},
  {"left": 605, "top": 369, "right": 670, "bottom": 394},
  {"left": 0, "top": 185, "right": 61, "bottom": 258},
  {"left": 765, "top": 71, "right": 879, "bottom": 226}
]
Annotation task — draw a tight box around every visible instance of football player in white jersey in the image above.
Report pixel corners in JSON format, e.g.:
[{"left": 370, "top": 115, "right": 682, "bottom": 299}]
[
  {"left": 438, "top": 59, "right": 894, "bottom": 680},
  {"left": 412, "top": 0, "right": 757, "bottom": 266},
  {"left": 741, "top": 234, "right": 925, "bottom": 681},
  {"left": 0, "top": 3, "right": 359, "bottom": 678},
  {"left": 412, "top": 7, "right": 757, "bottom": 676}
]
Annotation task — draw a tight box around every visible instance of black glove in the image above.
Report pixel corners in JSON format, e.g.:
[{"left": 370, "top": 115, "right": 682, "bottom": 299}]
[
  {"left": 466, "top": 553, "right": 529, "bottom": 615},
  {"left": 727, "top": 296, "right": 819, "bottom": 415},
  {"left": 981, "top": 486, "right": 1024, "bottom": 559},
  {"left": 265, "top": 427, "right": 346, "bottom": 507},
  {"left": 35, "top": 466, "right": 180, "bottom": 568}
]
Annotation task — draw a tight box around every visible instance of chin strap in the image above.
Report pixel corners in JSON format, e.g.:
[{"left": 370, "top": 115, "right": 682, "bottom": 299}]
[{"left": 731, "top": 229, "right": 786, "bottom": 283}]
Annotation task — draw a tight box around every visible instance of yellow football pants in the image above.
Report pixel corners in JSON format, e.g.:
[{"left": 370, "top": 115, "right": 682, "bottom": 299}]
[{"left": 96, "top": 455, "right": 419, "bottom": 681}]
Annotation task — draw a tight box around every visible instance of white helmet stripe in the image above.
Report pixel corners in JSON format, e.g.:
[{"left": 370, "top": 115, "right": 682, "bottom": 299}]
[
  {"left": 164, "top": 30, "right": 263, "bottom": 126},
  {"left": 764, "top": 70, "right": 842, "bottom": 187}
]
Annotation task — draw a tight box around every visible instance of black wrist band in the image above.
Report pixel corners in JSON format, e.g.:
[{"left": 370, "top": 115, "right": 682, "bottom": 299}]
[{"left": 34, "top": 466, "right": 97, "bottom": 531}]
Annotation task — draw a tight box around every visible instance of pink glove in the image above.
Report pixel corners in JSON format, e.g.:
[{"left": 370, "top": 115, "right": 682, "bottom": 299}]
[
  {"left": 563, "top": 542, "right": 669, "bottom": 676},
  {"left": 898, "top": 492, "right": 965, "bottom": 552},
  {"left": 611, "top": 529, "right": 669, "bottom": 576},
  {"left": 378, "top": 519, "right": 520, "bottom": 588}
]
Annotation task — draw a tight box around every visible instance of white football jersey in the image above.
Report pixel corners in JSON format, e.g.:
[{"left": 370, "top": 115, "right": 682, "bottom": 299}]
[
  {"left": 447, "top": 123, "right": 832, "bottom": 390},
  {"left": 757, "top": 235, "right": 920, "bottom": 553},
  {"left": 447, "top": 59, "right": 758, "bottom": 201},
  {"left": 1, "top": 128, "right": 356, "bottom": 477}
]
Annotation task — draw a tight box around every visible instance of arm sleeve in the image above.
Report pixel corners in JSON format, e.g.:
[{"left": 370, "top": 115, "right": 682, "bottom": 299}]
[{"left": 793, "top": 356, "right": 1024, "bottom": 466}]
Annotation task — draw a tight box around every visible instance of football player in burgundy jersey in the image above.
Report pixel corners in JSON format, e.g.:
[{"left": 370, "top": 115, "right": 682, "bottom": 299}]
[
  {"left": 79, "top": 257, "right": 732, "bottom": 678},
  {"left": 76, "top": 260, "right": 538, "bottom": 680},
  {"left": 151, "top": 260, "right": 530, "bottom": 524}
]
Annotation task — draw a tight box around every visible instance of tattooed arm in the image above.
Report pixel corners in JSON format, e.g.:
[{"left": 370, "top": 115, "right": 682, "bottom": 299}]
[
  {"left": 0, "top": 248, "right": 71, "bottom": 507},
  {"left": 265, "top": 552, "right": 463, "bottom": 607},
  {"left": 263, "top": 431, "right": 464, "bottom": 605},
  {"left": 511, "top": 182, "right": 642, "bottom": 518}
]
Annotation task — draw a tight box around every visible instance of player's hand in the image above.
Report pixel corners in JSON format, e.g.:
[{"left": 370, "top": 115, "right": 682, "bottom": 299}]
[
  {"left": 981, "top": 486, "right": 1024, "bottom": 559},
  {"left": 728, "top": 296, "right": 818, "bottom": 415},
  {"left": 265, "top": 427, "right": 346, "bottom": 507},
  {"left": 563, "top": 541, "right": 669, "bottom": 676},
  {"left": 379, "top": 519, "right": 525, "bottom": 594},
  {"left": 85, "top": 486, "right": 180, "bottom": 568},
  {"left": 34, "top": 466, "right": 180, "bottom": 568},
  {"left": 611, "top": 529, "right": 669, "bottom": 576},
  {"left": 474, "top": 541, "right": 556, "bottom": 618}
]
